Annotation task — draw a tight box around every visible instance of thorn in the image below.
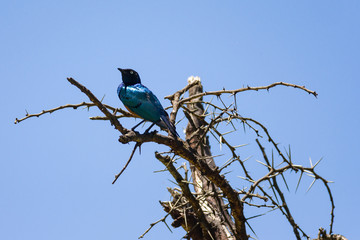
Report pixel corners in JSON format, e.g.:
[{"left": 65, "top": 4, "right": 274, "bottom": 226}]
[
  {"left": 234, "top": 143, "right": 248, "bottom": 148},
  {"left": 296, "top": 171, "right": 303, "bottom": 193},
  {"left": 281, "top": 173, "right": 289, "bottom": 191},
  {"left": 307, "top": 179, "right": 316, "bottom": 192},
  {"left": 305, "top": 173, "right": 315, "bottom": 178},
  {"left": 256, "top": 160, "right": 269, "bottom": 168},
  {"left": 313, "top": 157, "right": 323, "bottom": 168}
]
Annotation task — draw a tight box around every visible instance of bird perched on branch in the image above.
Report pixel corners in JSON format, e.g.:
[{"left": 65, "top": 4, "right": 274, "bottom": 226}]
[{"left": 117, "top": 68, "right": 179, "bottom": 138}]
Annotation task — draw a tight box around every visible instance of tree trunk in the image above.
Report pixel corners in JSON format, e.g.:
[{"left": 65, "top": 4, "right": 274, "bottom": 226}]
[
  {"left": 161, "top": 77, "right": 242, "bottom": 240},
  {"left": 185, "top": 79, "right": 236, "bottom": 240}
]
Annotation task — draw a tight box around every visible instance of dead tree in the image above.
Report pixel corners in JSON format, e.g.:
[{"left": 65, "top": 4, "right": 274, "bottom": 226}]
[{"left": 15, "top": 76, "right": 346, "bottom": 240}]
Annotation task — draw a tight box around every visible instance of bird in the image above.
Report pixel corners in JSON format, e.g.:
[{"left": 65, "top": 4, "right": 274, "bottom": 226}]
[{"left": 117, "top": 68, "right": 179, "bottom": 138}]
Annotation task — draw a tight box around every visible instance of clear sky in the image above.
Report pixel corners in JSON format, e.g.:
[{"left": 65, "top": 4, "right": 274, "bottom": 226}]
[{"left": 1, "top": 1, "right": 359, "bottom": 239}]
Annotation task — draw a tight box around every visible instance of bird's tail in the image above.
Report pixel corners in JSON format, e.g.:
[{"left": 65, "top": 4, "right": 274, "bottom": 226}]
[{"left": 159, "top": 114, "right": 179, "bottom": 138}]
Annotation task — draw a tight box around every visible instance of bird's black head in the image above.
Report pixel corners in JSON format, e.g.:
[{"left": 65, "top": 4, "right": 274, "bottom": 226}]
[{"left": 118, "top": 68, "right": 141, "bottom": 86}]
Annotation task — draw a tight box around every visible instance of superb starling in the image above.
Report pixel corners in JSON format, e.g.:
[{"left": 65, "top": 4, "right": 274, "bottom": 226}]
[{"left": 117, "top": 68, "right": 179, "bottom": 138}]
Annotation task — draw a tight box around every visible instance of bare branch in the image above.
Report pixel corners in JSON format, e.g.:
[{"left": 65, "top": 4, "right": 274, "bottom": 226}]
[
  {"left": 66, "top": 78, "right": 128, "bottom": 134},
  {"left": 138, "top": 214, "right": 171, "bottom": 239},
  {"left": 180, "top": 82, "right": 318, "bottom": 105},
  {"left": 112, "top": 142, "right": 141, "bottom": 184}
]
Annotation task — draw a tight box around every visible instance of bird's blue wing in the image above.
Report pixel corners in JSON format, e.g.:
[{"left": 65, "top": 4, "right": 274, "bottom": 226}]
[
  {"left": 118, "top": 83, "right": 163, "bottom": 122},
  {"left": 118, "top": 83, "right": 179, "bottom": 137}
]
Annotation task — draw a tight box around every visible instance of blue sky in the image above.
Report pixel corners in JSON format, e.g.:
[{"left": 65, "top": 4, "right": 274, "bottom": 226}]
[{"left": 1, "top": 1, "right": 359, "bottom": 239}]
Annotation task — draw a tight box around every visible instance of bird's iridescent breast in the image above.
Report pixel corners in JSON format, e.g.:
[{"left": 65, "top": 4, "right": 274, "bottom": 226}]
[{"left": 117, "top": 83, "right": 164, "bottom": 122}]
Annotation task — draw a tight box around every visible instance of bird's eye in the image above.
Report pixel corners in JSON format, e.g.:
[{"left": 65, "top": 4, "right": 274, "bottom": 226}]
[{"left": 130, "top": 71, "right": 134, "bottom": 74}]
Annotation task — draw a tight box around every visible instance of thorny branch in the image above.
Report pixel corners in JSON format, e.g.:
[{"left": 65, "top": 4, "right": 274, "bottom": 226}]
[
  {"left": 138, "top": 214, "right": 171, "bottom": 239},
  {"left": 15, "top": 76, "right": 339, "bottom": 240},
  {"left": 14, "top": 102, "right": 133, "bottom": 124},
  {"left": 178, "top": 81, "right": 318, "bottom": 105},
  {"left": 112, "top": 142, "right": 141, "bottom": 184}
]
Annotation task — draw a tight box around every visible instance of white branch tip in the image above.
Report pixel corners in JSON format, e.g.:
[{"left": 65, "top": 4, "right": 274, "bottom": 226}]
[{"left": 187, "top": 76, "right": 201, "bottom": 84}]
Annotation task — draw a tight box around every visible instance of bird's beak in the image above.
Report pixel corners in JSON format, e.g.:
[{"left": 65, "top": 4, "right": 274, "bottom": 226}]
[{"left": 117, "top": 68, "right": 123, "bottom": 73}]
